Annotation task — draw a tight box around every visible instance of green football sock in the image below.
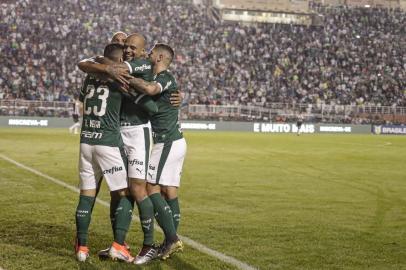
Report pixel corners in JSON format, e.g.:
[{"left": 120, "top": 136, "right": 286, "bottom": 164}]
[
  {"left": 149, "top": 193, "right": 177, "bottom": 242},
  {"left": 166, "top": 197, "right": 180, "bottom": 232},
  {"left": 114, "top": 196, "right": 134, "bottom": 245},
  {"left": 75, "top": 195, "right": 96, "bottom": 246},
  {"left": 110, "top": 196, "right": 120, "bottom": 236},
  {"left": 136, "top": 197, "right": 155, "bottom": 246}
]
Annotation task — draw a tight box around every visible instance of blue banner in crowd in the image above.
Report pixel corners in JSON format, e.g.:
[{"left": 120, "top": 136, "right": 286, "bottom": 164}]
[{"left": 372, "top": 125, "right": 406, "bottom": 135}]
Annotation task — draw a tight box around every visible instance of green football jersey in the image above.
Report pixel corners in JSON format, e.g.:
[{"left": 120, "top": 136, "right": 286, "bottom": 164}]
[
  {"left": 79, "top": 75, "right": 123, "bottom": 146},
  {"left": 150, "top": 70, "right": 183, "bottom": 143},
  {"left": 120, "top": 58, "right": 154, "bottom": 125}
]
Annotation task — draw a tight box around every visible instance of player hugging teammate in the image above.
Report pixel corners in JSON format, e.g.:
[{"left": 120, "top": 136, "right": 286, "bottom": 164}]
[{"left": 74, "top": 32, "right": 186, "bottom": 265}]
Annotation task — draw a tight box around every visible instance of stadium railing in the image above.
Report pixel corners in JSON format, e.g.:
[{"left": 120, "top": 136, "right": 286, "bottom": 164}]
[
  {"left": 0, "top": 100, "right": 73, "bottom": 118},
  {"left": 1, "top": 100, "right": 405, "bottom": 123},
  {"left": 181, "top": 103, "right": 406, "bottom": 122}
]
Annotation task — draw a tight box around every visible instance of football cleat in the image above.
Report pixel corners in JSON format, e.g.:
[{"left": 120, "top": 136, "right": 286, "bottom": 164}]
[
  {"left": 134, "top": 245, "right": 158, "bottom": 265},
  {"left": 98, "top": 241, "right": 130, "bottom": 259},
  {"left": 75, "top": 238, "right": 89, "bottom": 262},
  {"left": 76, "top": 246, "right": 89, "bottom": 262},
  {"left": 159, "top": 239, "right": 184, "bottom": 260},
  {"left": 109, "top": 242, "right": 134, "bottom": 263},
  {"left": 98, "top": 247, "right": 110, "bottom": 259}
]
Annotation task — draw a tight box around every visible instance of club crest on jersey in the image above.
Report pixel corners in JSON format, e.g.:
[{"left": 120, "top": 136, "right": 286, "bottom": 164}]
[{"left": 103, "top": 166, "right": 123, "bottom": 175}]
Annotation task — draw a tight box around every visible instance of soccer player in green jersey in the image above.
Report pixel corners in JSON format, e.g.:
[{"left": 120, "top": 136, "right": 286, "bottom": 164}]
[
  {"left": 75, "top": 43, "right": 135, "bottom": 263},
  {"left": 78, "top": 31, "right": 134, "bottom": 255},
  {"left": 78, "top": 34, "right": 156, "bottom": 264},
  {"left": 126, "top": 43, "right": 186, "bottom": 260},
  {"left": 78, "top": 34, "right": 182, "bottom": 265},
  {"left": 116, "top": 34, "right": 158, "bottom": 265}
]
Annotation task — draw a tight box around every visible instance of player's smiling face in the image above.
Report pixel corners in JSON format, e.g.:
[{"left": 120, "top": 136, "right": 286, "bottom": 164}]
[
  {"left": 123, "top": 38, "right": 145, "bottom": 61},
  {"left": 124, "top": 44, "right": 138, "bottom": 61}
]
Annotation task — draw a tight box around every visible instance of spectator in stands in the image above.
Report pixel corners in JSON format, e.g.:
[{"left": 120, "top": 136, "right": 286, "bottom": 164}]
[{"left": 0, "top": 0, "right": 405, "bottom": 110}]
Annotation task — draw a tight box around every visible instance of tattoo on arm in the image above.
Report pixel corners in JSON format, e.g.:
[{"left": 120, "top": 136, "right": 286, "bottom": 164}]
[{"left": 129, "top": 78, "right": 159, "bottom": 95}]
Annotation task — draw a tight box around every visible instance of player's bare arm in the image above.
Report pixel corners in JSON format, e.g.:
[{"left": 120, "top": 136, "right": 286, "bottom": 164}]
[
  {"left": 77, "top": 58, "right": 108, "bottom": 74},
  {"left": 78, "top": 58, "right": 131, "bottom": 86},
  {"left": 128, "top": 77, "right": 161, "bottom": 95},
  {"left": 128, "top": 78, "right": 183, "bottom": 106}
]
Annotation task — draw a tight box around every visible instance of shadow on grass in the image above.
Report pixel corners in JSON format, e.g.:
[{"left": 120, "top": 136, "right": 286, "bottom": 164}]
[
  {"left": 0, "top": 218, "right": 76, "bottom": 255},
  {"left": 0, "top": 218, "right": 111, "bottom": 260},
  {"left": 0, "top": 219, "right": 199, "bottom": 270},
  {"left": 165, "top": 253, "right": 201, "bottom": 270}
]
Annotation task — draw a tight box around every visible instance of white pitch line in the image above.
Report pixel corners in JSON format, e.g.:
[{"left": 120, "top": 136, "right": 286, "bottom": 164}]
[{"left": 0, "top": 154, "right": 258, "bottom": 270}]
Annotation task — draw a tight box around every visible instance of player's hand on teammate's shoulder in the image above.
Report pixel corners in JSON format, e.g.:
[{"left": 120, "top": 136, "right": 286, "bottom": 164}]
[
  {"left": 170, "top": 90, "right": 183, "bottom": 107},
  {"left": 105, "top": 65, "right": 132, "bottom": 87}
]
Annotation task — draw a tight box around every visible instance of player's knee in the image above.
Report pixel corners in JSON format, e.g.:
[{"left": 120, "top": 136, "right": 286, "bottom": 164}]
[
  {"left": 161, "top": 186, "right": 178, "bottom": 200},
  {"left": 80, "top": 189, "right": 97, "bottom": 197},
  {"left": 113, "top": 188, "right": 130, "bottom": 198},
  {"left": 147, "top": 183, "right": 161, "bottom": 195},
  {"left": 129, "top": 178, "right": 147, "bottom": 200}
]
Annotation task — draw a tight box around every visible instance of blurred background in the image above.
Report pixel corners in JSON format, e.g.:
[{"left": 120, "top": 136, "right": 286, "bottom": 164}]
[{"left": 0, "top": 0, "right": 405, "bottom": 124}]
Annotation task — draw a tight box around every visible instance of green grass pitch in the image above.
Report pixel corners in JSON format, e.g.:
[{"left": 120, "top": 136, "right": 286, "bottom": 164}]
[{"left": 0, "top": 128, "right": 406, "bottom": 270}]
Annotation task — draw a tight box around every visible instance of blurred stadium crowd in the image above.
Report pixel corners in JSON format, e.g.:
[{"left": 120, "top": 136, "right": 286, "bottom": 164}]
[{"left": 1, "top": 0, "right": 405, "bottom": 108}]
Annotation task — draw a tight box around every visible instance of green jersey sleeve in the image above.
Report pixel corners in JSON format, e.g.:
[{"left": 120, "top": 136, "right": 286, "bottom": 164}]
[
  {"left": 136, "top": 95, "right": 158, "bottom": 115},
  {"left": 79, "top": 75, "right": 90, "bottom": 102},
  {"left": 125, "top": 92, "right": 158, "bottom": 115},
  {"left": 123, "top": 90, "right": 159, "bottom": 115},
  {"left": 154, "top": 72, "right": 177, "bottom": 93}
]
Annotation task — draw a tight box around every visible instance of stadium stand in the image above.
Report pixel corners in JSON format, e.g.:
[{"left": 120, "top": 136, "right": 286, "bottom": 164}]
[
  {"left": 0, "top": 0, "right": 405, "bottom": 117},
  {"left": 214, "top": 0, "right": 310, "bottom": 13}
]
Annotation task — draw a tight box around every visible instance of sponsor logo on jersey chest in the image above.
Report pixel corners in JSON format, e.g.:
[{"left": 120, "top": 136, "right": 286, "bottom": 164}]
[{"left": 133, "top": 64, "right": 151, "bottom": 72}]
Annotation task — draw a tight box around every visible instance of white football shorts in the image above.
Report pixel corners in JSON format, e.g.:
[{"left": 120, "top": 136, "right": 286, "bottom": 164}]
[
  {"left": 120, "top": 123, "right": 152, "bottom": 180},
  {"left": 147, "top": 138, "right": 187, "bottom": 187},
  {"left": 79, "top": 143, "right": 128, "bottom": 191}
]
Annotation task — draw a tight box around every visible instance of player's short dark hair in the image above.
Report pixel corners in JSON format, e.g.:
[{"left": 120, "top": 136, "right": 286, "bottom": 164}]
[
  {"left": 103, "top": 43, "right": 124, "bottom": 59},
  {"left": 154, "top": 43, "right": 174, "bottom": 64}
]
